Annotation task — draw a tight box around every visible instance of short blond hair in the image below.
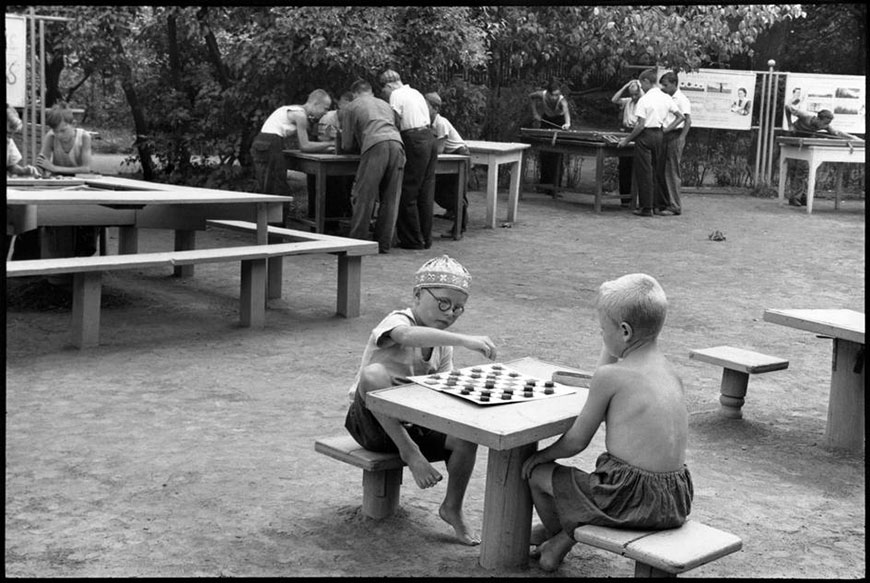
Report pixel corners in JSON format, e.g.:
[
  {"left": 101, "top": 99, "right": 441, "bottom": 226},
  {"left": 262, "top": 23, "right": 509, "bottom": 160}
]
[{"left": 595, "top": 273, "right": 667, "bottom": 341}]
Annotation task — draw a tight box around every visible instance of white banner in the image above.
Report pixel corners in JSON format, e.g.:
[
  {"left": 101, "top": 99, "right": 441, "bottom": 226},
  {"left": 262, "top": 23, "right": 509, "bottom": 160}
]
[
  {"left": 5, "top": 15, "right": 27, "bottom": 108},
  {"left": 783, "top": 73, "right": 865, "bottom": 135},
  {"left": 670, "top": 68, "right": 758, "bottom": 131}
]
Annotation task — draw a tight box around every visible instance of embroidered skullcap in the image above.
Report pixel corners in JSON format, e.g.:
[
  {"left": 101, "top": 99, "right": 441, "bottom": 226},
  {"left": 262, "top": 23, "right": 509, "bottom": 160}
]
[
  {"left": 424, "top": 92, "right": 442, "bottom": 108},
  {"left": 414, "top": 255, "right": 471, "bottom": 294},
  {"left": 379, "top": 69, "right": 402, "bottom": 85}
]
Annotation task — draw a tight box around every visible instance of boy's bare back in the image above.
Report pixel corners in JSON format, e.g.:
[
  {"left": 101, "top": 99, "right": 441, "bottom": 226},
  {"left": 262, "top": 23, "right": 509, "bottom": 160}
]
[{"left": 596, "top": 344, "right": 688, "bottom": 473}]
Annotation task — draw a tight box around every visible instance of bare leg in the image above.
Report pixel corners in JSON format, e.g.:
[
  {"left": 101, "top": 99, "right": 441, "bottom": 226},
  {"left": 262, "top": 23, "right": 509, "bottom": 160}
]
[
  {"left": 359, "top": 365, "right": 443, "bottom": 489},
  {"left": 537, "top": 530, "right": 576, "bottom": 572},
  {"left": 528, "top": 463, "right": 575, "bottom": 568},
  {"left": 438, "top": 435, "right": 480, "bottom": 546}
]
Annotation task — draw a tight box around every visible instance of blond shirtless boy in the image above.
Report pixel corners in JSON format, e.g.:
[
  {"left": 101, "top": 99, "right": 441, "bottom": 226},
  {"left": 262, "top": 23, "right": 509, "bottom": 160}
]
[
  {"left": 521, "top": 273, "right": 693, "bottom": 571},
  {"left": 345, "top": 255, "right": 497, "bottom": 545}
]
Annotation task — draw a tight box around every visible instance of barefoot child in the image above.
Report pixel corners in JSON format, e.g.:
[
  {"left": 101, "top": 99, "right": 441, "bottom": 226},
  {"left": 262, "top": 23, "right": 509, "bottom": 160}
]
[
  {"left": 521, "top": 273, "right": 693, "bottom": 571},
  {"left": 344, "top": 255, "right": 497, "bottom": 545}
]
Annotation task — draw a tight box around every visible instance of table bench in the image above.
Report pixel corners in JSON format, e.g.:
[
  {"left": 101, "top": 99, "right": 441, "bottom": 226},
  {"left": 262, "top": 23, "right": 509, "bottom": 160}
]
[
  {"left": 314, "top": 434, "right": 447, "bottom": 519},
  {"left": 7, "top": 235, "right": 377, "bottom": 348},
  {"left": 689, "top": 346, "right": 789, "bottom": 419},
  {"left": 573, "top": 520, "right": 742, "bottom": 577},
  {"left": 776, "top": 137, "right": 865, "bottom": 214}
]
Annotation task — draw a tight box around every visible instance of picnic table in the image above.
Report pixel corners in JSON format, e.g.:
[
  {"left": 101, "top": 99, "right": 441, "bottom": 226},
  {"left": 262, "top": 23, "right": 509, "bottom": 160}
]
[
  {"left": 464, "top": 140, "right": 530, "bottom": 228},
  {"left": 776, "top": 136, "right": 865, "bottom": 214},
  {"left": 284, "top": 151, "right": 469, "bottom": 239},
  {"left": 366, "top": 356, "right": 590, "bottom": 570},
  {"left": 763, "top": 309, "right": 864, "bottom": 452},
  {"left": 519, "top": 127, "right": 634, "bottom": 212}
]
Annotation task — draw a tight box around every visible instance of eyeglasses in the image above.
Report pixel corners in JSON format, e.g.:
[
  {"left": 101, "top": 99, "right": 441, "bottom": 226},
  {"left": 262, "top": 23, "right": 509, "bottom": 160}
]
[{"left": 422, "top": 287, "right": 464, "bottom": 315}]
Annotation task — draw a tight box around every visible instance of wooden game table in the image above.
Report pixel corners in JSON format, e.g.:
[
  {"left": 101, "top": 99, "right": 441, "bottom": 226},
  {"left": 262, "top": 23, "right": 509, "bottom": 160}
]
[
  {"left": 464, "top": 140, "right": 531, "bottom": 228},
  {"left": 776, "top": 136, "right": 865, "bottom": 214},
  {"left": 763, "top": 309, "right": 864, "bottom": 453},
  {"left": 284, "top": 151, "right": 469, "bottom": 239},
  {"left": 519, "top": 127, "right": 634, "bottom": 212},
  {"left": 366, "top": 356, "right": 591, "bottom": 570}
]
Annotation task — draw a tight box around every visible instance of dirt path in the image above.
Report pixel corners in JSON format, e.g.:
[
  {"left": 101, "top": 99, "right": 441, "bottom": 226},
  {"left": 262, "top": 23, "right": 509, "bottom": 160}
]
[{"left": 5, "top": 186, "right": 865, "bottom": 577}]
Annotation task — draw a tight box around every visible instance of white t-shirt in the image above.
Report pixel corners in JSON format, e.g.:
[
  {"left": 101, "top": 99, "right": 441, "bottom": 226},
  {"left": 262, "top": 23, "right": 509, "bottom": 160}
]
[
  {"left": 389, "top": 85, "right": 431, "bottom": 131},
  {"left": 664, "top": 89, "right": 692, "bottom": 129},
  {"left": 260, "top": 105, "right": 305, "bottom": 138},
  {"left": 432, "top": 114, "right": 466, "bottom": 153},
  {"left": 635, "top": 87, "right": 681, "bottom": 129}
]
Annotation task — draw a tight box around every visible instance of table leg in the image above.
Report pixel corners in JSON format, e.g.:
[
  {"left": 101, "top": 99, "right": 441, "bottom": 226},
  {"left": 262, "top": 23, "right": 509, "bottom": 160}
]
[
  {"left": 777, "top": 156, "right": 788, "bottom": 203},
  {"left": 239, "top": 258, "right": 267, "bottom": 328},
  {"left": 336, "top": 255, "right": 362, "bottom": 317},
  {"left": 118, "top": 226, "right": 139, "bottom": 255},
  {"left": 594, "top": 150, "right": 604, "bottom": 213},
  {"left": 805, "top": 158, "right": 818, "bottom": 215},
  {"left": 173, "top": 230, "right": 195, "bottom": 278},
  {"left": 71, "top": 271, "right": 101, "bottom": 349},
  {"left": 479, "top": 443, "right": 537, "bottom": 570},
  {"left": 453, "top": 160, "right": 467, "bottom": 240},
  {"left": 316, "top": 168, "right": 327, "bottom": 234},
  {"left": 485, "top": 161, "right": 498, "bottom": 229},
  {"left": 824, "top": 339, "right": 864, "bottom": 452},
  {"left": 507, "top": 158, "right": 521, "bottom": 224}
]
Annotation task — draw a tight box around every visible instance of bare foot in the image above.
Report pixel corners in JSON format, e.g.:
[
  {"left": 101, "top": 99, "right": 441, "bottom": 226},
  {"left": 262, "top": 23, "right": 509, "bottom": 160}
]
[
  {"left": 439, "top": 505, "right": 481, "bottom": 546},
  {"left": 404, "top": 455, "right": 443, "bottom": 489},
  {"left": 537, "top": 531, "right": 575, "bottom": 572},
  {"left": 530, "top": 522, "right": 551, "bottom": 546}
]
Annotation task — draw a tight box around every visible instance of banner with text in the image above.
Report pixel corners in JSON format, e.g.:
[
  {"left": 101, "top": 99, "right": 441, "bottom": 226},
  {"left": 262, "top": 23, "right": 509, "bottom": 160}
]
[
  {"left": 5, "top": 15, "right": 27, "bottom": 108},
  {"left": 671, "top": 69, "right": 757, "bottom": 130},
  {"left": 783, "top": 73, "right": 865, "bottom": 135}
]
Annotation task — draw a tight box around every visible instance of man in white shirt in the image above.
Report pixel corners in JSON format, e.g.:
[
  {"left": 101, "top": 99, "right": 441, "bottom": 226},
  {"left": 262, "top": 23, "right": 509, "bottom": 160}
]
[
  {"left": 659, "top": 71, "right": 691, "bottom": 216},
  {"left": 381, "top": 69, "right": 438, "bottom": 249},
  {"left": 425, "top": 92, "right": 470, "bottom": 239},
  {"left": 617, "top": 69, "right": 684, "bottom": 217}
]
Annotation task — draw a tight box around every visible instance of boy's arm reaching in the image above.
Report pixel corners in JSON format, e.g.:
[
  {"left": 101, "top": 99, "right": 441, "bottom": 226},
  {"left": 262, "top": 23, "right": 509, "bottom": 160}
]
[{"left": 389, "top": 325, "right": 497, "bottom": 361}]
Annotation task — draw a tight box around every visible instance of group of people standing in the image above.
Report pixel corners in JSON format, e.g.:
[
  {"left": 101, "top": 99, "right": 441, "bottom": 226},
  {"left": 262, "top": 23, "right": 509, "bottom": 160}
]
[
  {"left": 616, "top": 68, "right": 691, "bottom": 217},
  {"left": 250, "top": 69, "right": 468, "bottom": 255}
]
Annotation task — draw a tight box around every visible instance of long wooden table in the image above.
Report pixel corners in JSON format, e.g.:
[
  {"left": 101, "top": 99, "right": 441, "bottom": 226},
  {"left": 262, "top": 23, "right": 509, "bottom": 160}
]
[
  {"left": 6, "top": 175, "right": 285, "bottom": 277},
  {"left": 366, "top": 357, "right": 591, "bottom": 570},
  {"left": 520, "top": 128, "right": 634, "bottom": 212},
  {"left": 776, "top": 137, "right": 865, "bottom": 214},
  {"left": 763, "top": 308, "right": 864, "bottom": 452},
  {"left": 464, "top": 140, "right": 531, "bottom": 228},
  {"left": 284, "top": 151, "right": 469, "bottom": 239}
]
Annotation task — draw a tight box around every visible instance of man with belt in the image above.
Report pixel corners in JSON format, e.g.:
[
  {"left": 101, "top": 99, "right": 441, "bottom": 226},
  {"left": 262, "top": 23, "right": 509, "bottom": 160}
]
[
  {"left": 659, "top": 71, "right": 692, "bottom": 216},
  {"left": 617, "top": 69, "right": 684, "bottom": 217},
  {"left": 380, "top": 69, "right": 438, "bottom": 250}
]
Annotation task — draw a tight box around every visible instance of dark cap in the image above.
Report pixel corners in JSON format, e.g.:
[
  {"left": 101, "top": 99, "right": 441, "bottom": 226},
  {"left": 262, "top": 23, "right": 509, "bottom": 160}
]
[
  {"left": 424, "top": 92, "right": 442, "bottom": 107},
  {"left": 379, "top": 69, "right": 401, "bottom": 85}
]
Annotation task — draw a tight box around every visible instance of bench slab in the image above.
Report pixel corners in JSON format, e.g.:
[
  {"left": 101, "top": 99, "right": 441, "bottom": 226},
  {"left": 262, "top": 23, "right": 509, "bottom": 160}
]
[
  {"left": 314, "top": 435, "right": 406, "bottom": 472},
  {"left": 574, "top": 520, "right": 742, "bottom": 576},
  {"left": 689, "top": 346, "right": 789, "bottom": 374}
]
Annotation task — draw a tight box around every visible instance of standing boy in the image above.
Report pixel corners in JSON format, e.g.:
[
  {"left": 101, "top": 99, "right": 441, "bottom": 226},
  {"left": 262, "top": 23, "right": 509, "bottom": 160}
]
[
  {"left": 425, "top": 92, "right": 470, "bottom": 239},
  {"left": 340, "top": 79, "right": 406, "bottom": 253},
  {"left": 529, "top": 79, "right": 572, "bottom": 193},
  {"left": 610, "top": 80, "right": 644, "bottom": 207},
  {"left": 345, "top": 255, "right": 497, "bottom": 545},
  {"left": 522, "top": 273, "right": 693, "bottom": 572},
  {"left": 659, "top": 71, "right": 692, "bottom": 216}
]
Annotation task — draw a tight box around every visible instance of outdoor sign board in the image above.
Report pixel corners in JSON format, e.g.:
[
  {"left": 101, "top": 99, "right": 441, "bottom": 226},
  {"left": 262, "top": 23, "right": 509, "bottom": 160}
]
[
  {"left": 6, "top": 15, "right": 27, "bottom": 108},
  {"left": 665, "top": 68, "right": 757, "bottom": 131},
  {"left": 783, "top": 73, "right": 865, "bottom": 135}
]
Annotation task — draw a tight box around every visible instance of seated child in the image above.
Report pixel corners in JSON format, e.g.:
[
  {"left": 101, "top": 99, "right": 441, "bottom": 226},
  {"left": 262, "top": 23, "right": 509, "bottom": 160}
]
[
  {"left": 6, "top": 103, "right": 40, "bottom": 177},
  {"left": 344, "top": 255, "right": 497, "bottom": 546},
  {"left": 521, "top": 273, "right": 693, "bottom": 572}
]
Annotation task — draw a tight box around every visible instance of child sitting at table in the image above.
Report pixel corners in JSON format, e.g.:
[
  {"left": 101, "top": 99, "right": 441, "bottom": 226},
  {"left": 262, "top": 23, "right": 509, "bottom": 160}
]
[
  {"left": 521, "top": 273, "right": 693, "bottom": 572},
  {"left": 344, "top": 255, "right": 497, "bottom": 546},
  {"left": 6, "top": 103, "right": 41, "bottom": 177}
]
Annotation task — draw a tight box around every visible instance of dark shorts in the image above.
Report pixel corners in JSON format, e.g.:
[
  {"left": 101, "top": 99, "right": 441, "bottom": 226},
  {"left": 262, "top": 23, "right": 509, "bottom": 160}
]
[
  {"left": 344, "top": 389, "right": 451, "bottom": 463},
  {"left": 553, "top": 452, "right": 693, "bottom": 534}
]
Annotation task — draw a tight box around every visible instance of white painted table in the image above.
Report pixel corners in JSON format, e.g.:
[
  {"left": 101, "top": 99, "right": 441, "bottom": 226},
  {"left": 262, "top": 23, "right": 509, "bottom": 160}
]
[
  {"left": 763, "top": 309, "right": 864, "bottom": 452},
  {"left": 465, "top": 141, "right": 531, "bottom": 228},
  {"left": 776, "top": 137, "right": 865, "bottom": 214}
]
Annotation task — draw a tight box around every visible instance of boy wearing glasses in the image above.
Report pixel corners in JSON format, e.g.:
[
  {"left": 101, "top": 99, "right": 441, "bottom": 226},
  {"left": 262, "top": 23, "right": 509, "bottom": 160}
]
[{"left": 344, "top": 255, "right": 497, "bottom": 546}]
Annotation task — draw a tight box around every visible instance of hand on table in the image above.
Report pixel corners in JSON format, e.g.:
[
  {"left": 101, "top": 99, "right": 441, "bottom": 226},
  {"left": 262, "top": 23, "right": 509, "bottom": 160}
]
[{"left": 35, "top": 154, "right": 55, "bottom": 173}]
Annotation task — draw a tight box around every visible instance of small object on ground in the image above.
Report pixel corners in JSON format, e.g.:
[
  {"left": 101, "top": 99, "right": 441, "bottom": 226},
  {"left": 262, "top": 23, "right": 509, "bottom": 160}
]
[
  {"left": 500, "top": 222, "right": 512, "bottom": 228},
  {"left": 708, "top": 230, "right": 726, "bottom": 242}
]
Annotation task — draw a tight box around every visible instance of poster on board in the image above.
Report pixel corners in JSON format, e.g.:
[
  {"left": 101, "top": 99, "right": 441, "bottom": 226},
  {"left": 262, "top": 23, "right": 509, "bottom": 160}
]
[
  {"left": 6, "top": 15, "right": 27, "bottom": 108},
  {"left": 783, "top": 73, "right": 865, "bottom": 135},
  {"left": 665, "top": 68, "right": 757, "bottom": 131}
]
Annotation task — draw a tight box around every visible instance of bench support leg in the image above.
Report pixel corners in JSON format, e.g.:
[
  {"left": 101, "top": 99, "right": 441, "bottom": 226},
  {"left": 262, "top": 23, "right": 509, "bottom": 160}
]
[
  {"left": 634, "top": 562, "right": 676, "bottom": 578},
  {"left": 719, "top": 369, "right": 750, "bottom": 419},
  {"left": 173, "top": 230, "right": 196, "bottom": 278},
  {"left": 336, "top": 255, "right": 362, "bottom": 318},
  {"left": 71, "top": 271, "right": 102, "bottom": 348},
  {"left": 118, "top": 226, "right": 139, "bottom": 254},
  {"left": 240, "top": 259, "right": 267, "bottom": 328},
  {"left": 825, "top": 338, "right": 864, "bottom": 452},
  {"left": 362, "top": 468, "right": 402, "bottom": 519}
]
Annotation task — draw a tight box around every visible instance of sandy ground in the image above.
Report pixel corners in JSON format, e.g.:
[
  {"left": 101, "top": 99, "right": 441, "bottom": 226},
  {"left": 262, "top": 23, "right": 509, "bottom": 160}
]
[{"left": 5, "top": 179, "right": 865, "bottom": 577}]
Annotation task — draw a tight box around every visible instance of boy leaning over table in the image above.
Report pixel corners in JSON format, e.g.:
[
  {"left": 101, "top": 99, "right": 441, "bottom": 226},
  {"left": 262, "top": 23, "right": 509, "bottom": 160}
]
[
  {"left": 522, "top": 273, "right": 693, "bottom": 572},
  {"left": 344, "top": 255, "right": 497, "bottom": 546}
]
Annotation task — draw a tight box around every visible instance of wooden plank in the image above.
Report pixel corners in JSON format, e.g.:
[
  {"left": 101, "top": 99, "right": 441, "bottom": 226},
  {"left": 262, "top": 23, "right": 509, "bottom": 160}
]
[
  {"left": 763, "top": 309, "right": 864, "bottom": 345},
  {"left": 622, "top": 520, "right": 743, "bottom": 574},
  {"left": 689, "top": 346, "right": 789, "bottom": 374},
  {"left": 315, "top": 435, "right": 406, "bottom": 472},
  {"left": 206, "top": 219, "right": 379, "bottom": 256},
  {"left": 573, "top": 524, "right": 655, "bottom": 555}
]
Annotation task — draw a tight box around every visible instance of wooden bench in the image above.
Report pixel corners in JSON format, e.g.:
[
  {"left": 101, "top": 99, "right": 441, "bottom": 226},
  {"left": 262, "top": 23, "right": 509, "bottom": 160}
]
[
  {"left": 689, "top": 346, "right": 789, "bottom": 418},
  {"left": 6, "top": 236, "right": 376, "bottom": 348},
  {"left": 206, "top": 219, "right": 377, "bottom": 305},
  {"left": 574, "top": 520, "right": 743, "bottom": 577},
  {"left": 314, "top": 434, "right": 447, "bottom": 520}
]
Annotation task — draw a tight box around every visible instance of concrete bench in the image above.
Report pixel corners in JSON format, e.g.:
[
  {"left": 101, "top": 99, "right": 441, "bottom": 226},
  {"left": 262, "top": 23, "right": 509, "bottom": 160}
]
[
  {"left": 689, "top": 346, "right": 789, "bottom": 418},
  {"left": 574, "top": 520, "right": 743, "bottom": 577},
  {"left": 314, "top": 434, "right": 446, "bottom": 519},
  {"left": 6, "top": 237, "right": 375, "bottom": 348}
]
